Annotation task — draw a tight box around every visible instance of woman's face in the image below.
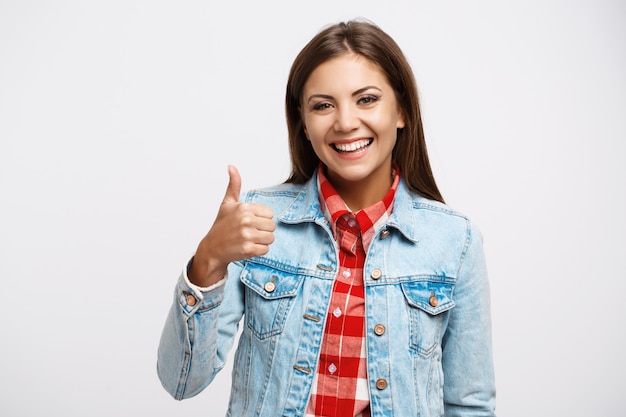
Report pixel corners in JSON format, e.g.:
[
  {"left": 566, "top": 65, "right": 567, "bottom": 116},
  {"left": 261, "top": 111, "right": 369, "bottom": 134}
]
[{"left": 301, "top": 53, "right": 405, "bottom": 197}]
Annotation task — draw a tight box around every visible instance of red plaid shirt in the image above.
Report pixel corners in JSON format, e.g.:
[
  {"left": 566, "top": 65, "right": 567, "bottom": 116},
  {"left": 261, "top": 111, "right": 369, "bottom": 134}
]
[{"left": 305, "top": 166, "right": 400, "bottom": 417}]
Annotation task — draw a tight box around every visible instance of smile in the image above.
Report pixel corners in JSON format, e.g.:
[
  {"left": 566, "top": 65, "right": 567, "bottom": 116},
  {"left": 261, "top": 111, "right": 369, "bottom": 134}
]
[{"left": 331, "top": 139, "right": 373, "bottom": 154}]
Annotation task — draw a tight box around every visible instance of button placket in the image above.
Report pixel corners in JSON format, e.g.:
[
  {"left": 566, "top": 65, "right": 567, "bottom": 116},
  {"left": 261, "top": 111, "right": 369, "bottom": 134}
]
[{"left": 328, "top": 363, "right": 337, "bottom": 374}]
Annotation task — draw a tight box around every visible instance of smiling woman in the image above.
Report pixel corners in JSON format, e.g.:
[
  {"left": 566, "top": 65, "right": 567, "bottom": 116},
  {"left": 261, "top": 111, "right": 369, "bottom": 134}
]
[
  {"left": 157, "top": 19, "right": 496, "bottom": 417},
  {"left": 285, "top": 20, "right": 444, "bottom": 206},
  {"left": 300, "top": 54, "right": 405, "bottom": 210}
]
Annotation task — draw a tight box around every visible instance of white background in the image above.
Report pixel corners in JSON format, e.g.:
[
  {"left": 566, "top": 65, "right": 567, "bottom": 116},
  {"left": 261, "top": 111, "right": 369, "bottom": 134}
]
[{"left": 1, "top": 1, "right": 624, "bottom": 415}]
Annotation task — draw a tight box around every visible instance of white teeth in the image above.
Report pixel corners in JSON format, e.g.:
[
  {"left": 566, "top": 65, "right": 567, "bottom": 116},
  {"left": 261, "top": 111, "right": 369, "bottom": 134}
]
[{"left": 333, "top": 139, "right": 372, "bottom": 152}]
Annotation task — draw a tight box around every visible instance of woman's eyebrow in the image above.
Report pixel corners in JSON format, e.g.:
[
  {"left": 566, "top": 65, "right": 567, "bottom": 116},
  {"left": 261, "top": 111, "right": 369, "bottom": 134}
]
[
  {"left": 306, "top": 94, "right": 333, "bottom": 103},
  {"left": 352, "top": 85, "right": 382, "bottom": 96},
  {"left": 306, "top": 86, "right": 383, "bottom": 104}
]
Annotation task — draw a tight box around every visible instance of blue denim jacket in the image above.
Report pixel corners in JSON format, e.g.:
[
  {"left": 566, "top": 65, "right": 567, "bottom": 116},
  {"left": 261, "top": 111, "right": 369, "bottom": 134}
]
[{"left": 157, "top": 172, "right": 496, "bottom": 416}]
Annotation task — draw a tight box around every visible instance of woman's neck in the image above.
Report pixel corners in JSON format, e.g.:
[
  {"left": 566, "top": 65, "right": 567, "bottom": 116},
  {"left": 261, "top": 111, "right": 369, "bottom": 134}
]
[{"left": 326, "top": 166, "right": 393, "bottom": 212}]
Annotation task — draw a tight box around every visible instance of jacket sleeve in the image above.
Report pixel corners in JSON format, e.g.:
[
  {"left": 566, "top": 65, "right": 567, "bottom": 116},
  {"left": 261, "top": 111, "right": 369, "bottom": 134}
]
[
  {"left": 157, "top": 260, "right": 245, "bottom": 400},
  {"left": 442, "top": 221, "right": 497, "bottom": 416}
]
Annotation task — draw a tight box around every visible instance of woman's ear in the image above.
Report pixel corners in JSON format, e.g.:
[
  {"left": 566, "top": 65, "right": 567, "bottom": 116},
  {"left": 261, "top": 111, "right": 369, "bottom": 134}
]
[{"left": 397, "top": 110, "right": 406, "bottom": 129}]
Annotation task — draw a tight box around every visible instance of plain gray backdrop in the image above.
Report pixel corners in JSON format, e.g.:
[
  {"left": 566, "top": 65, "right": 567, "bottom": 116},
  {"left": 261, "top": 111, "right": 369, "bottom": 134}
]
[{"left": 1, "top": 0, "right": 624, "bottom": 415}]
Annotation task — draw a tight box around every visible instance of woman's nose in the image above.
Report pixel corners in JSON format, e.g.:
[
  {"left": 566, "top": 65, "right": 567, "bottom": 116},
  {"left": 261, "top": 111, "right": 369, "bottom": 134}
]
[{"left": 333, "top": 106, "right": 359, "bottom": 132}]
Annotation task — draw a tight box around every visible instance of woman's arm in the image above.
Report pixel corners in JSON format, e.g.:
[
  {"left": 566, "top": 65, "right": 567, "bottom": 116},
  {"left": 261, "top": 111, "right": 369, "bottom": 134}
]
[
  {"left": 157, "top": 259, "right": 245, "bottom": 399},
  {"left": 157, "top": 165, "right": 275, "bottom": 399},
  {"left": 442, "top": 221, "right": 497, "bottom": 416}
]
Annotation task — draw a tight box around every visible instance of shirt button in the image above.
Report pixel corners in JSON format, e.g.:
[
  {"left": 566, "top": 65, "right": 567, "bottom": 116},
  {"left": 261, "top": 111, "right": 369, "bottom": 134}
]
[
  {"left": 333, "top": 307, "right": 342, "bottom": 318},
  {"left": 370, "top": 269, "right": 382, "bottom": 280},
  {"left": 374, "top": 324, "right": 386, "bottom": 336},
  {"left": 380, "top": 229, "right": 390, "bottom": 239},
  {"left": 376, "top": 378, "right": 388, "bottom": 390},
  {"left": 429, "top": 294, "right": 439, "bottom": 307},
  {"left": 348, "top": 218, "right": 357, "bottom": 228},
  {"left": 328, "top": 363, "right": 337, "bottom": 374},
  {"left": 264, "top": 281, "right": 276, "bottom": 293},
  {"left": 185, "top": 294, "right": 197, "bottom": 306},
  {"left": 342, "top": 269, "right": 351, "bottom": 278}
]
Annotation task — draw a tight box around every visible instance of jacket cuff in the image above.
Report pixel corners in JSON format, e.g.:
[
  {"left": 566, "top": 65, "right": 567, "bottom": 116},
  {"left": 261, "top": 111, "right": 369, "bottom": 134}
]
[{"left": 176, "top": 256, "right": 227, "bottom": 314}]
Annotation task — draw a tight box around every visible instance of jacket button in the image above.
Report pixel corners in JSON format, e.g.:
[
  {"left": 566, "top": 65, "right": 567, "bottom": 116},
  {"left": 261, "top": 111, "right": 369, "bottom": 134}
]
[
  {"left": 374, "top": 324, "right": 386, "bottom": 336},
  {"left": 375, "top": 378, "right": 388, "bottom": 390},
  {"left": 429, "top": 294, "right": 439, "bottom": 307},
  {"left": 370, "top": 269, "right": 382, "bottom": 280},
  {"left": 185, "top": 294, "right": 197, "bottom": 306},
  {"left": 264, "top": 281, "right": 276, "bottom": 293},
  {"left": 380, "top": 229, "right": 390, "bottom": 239}
]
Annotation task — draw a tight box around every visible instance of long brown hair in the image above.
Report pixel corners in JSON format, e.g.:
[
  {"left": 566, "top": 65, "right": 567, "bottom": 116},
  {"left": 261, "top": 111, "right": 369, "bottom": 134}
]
[{"left": 285, "top": 19, "right": 444, "bottom": 203}]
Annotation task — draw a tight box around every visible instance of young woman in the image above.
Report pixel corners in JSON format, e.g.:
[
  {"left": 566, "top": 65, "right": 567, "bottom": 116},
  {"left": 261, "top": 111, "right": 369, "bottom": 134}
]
[{"left": 158, "top": 20, "right": 496, "bottom": 417}]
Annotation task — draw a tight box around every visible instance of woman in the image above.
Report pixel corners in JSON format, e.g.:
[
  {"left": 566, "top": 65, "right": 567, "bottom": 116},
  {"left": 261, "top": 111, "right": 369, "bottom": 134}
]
[{"left": 158, "top": 19, "right": 496, "bottom": 417}]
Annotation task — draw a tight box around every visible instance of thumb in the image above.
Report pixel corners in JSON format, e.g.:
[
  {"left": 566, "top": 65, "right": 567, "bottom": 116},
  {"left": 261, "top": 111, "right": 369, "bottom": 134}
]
[{"left": 223, "top": 165, "right": 242, "bottom": 203}]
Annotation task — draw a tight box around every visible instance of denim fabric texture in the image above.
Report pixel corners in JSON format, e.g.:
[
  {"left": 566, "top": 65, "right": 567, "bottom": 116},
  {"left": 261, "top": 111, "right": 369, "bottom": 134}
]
[{"left": 157, "top": 171, "right": 496, "bottom": 416}]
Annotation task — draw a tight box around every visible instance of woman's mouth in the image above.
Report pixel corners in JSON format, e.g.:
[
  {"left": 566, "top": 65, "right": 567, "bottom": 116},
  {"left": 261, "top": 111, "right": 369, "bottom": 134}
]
[{"left": 331, "top": 138, "right": 373, "bottom": 154}]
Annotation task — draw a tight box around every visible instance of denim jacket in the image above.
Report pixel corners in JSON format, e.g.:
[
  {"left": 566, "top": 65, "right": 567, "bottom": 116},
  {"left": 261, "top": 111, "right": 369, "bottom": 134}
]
[{"left": 157, "top": 172, "right": 496, "bottom": 416}]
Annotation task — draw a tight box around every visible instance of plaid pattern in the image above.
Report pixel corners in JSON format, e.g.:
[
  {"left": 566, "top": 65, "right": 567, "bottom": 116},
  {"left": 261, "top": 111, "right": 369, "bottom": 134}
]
[{"left": 305, "top": 166, "right": 399, "bottom": 417}]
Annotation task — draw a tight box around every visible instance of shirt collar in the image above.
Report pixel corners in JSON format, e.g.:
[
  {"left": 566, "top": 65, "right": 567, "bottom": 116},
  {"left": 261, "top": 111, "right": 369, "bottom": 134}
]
[{"left": 316, "top": 163, "right": 400, "bottom": 239}]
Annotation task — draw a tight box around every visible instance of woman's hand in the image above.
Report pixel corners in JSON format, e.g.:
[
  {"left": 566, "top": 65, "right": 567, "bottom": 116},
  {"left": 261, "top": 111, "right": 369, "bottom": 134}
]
[{"left": 188, "top": 165, "right": 276, "bottom": 287}]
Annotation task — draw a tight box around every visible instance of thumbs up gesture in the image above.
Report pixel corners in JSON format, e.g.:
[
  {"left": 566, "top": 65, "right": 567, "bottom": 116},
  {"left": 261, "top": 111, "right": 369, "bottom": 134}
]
[{"left": 188, "top": 165, "right": 276, "bottom": 287}]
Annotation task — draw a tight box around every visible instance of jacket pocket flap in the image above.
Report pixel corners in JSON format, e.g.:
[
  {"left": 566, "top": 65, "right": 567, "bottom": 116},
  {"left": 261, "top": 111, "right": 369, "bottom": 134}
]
[
  {"left": 241, "top": 264, "right": 303, "bottom": 300},
  {"left": 401, "top": 280, "right": 455, "bottom": 315}
]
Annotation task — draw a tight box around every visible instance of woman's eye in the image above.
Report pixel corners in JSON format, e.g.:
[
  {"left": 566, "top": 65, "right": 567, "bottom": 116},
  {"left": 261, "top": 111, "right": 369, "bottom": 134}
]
[
  {"left": 358, "top": 95, "right": 380, "bottom": 105},
  {"left": 312, "top": 102, "right": 332, "bottom": 111}
]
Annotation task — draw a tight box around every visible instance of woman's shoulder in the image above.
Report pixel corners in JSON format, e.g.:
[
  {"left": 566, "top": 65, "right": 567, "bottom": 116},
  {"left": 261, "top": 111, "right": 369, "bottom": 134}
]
[
  {"left": 242, "top": 180, "right": 313, "bottom": 210},
  {"left": 397, "top": 180, "right": 469, "bottom": 221},
  {"left": 412, "top": 194, "right": 468, "bottom": 220},
  {"left": 248, "top": 181, "right": 304, "bottom": 194},
  {"left": 398, "top": 185, "right": 483, "bottom": 241}
]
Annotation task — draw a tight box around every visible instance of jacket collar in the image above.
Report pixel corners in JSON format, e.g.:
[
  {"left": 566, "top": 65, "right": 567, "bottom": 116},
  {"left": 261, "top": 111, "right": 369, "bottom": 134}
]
[
  {"left": 278, "top": 170, "right": 419, "bottom": 243},
  {"left": 277, "top": 170, "right": 326, "bottom": 225}
]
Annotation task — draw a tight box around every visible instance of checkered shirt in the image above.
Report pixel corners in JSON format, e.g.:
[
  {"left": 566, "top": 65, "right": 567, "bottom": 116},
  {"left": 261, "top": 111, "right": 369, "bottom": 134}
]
[{"left": 304, "top": 166, "right": 399, "bottom": 417}]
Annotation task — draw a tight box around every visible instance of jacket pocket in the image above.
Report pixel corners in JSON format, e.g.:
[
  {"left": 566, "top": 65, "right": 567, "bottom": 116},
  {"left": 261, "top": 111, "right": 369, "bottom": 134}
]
[
  {"left": 401, "top": 280, "right": 455, "bottom": 356},
  {"left": 240, "top": 263, "right": 304, "bottom": 340}
]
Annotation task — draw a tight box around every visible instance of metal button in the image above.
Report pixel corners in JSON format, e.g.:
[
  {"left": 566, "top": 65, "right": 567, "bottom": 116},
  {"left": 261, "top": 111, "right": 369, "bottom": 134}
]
[
  {"left": 264, "top": 281, "right": 276, "bottom": 293},
  {"left": 380, "top": 229, "right": 390, "bottom": 239},
  {"left": 375, "top": 378, "right": 388, "bottom": 390},
  {"left": 374, "top": 324, "right": 386, "bottom": 336},
  {"left": 429, "top": 294, "right": 439, "bottom": 307},
  {"left": 371, "top": 269, "right": 382, "bottom": 280},
  {"left": 185, "top": 294, "right": 197, "bottom": 306}
]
